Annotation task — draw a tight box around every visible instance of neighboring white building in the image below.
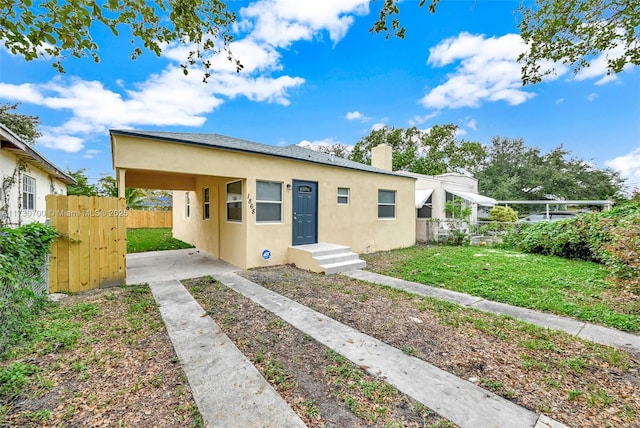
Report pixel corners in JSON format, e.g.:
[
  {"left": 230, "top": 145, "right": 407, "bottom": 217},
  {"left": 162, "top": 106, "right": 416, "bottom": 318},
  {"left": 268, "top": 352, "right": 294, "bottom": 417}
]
[
  {"left": 370, "top": 144, "right": 496, "bottom": 243},
  {"left": 0, "top": 124, "right": 76, "bottom": 227}
]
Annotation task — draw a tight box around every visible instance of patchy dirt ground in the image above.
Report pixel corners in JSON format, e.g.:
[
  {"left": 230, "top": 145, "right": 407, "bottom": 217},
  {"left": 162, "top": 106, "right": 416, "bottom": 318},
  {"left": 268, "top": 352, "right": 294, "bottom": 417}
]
[
  {"left": 185, "top": 277, "right": 454, "bottom": 428},
  {"left": 199, "top": 266, "right": 639, "bottom": 428},
  {"left": 2, "top": 286, "right": 202, "bottom": 427},
  {"left": 4, "top": 266, "right": 638, "bottom": 427}
]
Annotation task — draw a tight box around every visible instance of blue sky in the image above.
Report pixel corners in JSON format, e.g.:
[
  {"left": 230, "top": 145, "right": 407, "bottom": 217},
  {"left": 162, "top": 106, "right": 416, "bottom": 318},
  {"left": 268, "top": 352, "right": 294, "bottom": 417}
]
[{"left": 1, "top": 0, "right": 639, "bottom": 191}]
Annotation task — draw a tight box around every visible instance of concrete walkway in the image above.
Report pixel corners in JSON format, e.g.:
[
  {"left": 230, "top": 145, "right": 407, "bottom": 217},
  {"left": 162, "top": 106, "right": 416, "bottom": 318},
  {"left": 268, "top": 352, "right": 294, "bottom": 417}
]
[
  {"left": 127, "top": 250, "right": 305, "bottom": 428},
  {"left": 128, "top": 249, "right": 639, "bottom": 427},
  {"left": 149, "top": 279, "right": 306, "bottom": 428},
  {"left": 344, "top": 270, "right": 640, "bottom": 354},
  {"left": 213, "top": 272, "right": 567, "bottom": 428}
]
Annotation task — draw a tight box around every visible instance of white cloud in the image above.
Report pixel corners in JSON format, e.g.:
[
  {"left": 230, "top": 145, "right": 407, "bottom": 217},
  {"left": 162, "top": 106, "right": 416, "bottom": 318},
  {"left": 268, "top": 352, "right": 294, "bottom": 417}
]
[
  {"left": 574, "top": 45, "right": 635, "bottom": 85},
  {"left": 345, "top": 110, "right": 370, "bottom": 121},
  {"left": 465, "top": 118, "right": 477, "bottom": 131},
  {"left": 83, "top": 149, "right": 101, "bottom": 159},
  {"left": 37, "top": 133, "right": 85, "bottom": 153},
  {"left": 3, "top": 0, "right": 373, "bottom": 153},
  {"left": 421, "top": 32, "right": 559, "bottom": 109},
  {"left": 586, "top": 92, "right": 598, "bottom": 101},
  {"left": 408, "top": 111, "right": 439, "bottom": 126},
  {"left": 556, "top": 98, "right": 564, "bottom": 104},
  {"left": 297, "top": 137, "right": 352, "bottom": 153},
  {"left": 0, "top": 65, "right": 304, "bottom": 151},
  {"left": 605, "top": 148, "right": 640, "bottom": 192},
  {"left": 371, "top": 122, "right": 386, "bottom": 131},
  {"left": 238, "top": 0, "right": 369, "bottom": 48}
]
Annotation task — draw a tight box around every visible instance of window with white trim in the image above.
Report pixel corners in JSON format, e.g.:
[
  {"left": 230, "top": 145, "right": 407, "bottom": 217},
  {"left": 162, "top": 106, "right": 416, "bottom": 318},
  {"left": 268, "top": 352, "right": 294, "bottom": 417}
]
[
  {"left": 226, "top": 180, "right": 242, "bottom": 222},
  {"left": 203, "top": 187, "right": 210, "bottom": 219},
  {"left": 185, "top": 192, "right": 191, "bottom": 218},
  {"left": 256, "top": 181, "right": 282, "bottom": 223},
  {"left": 337, "top": 187, "right": 349, "bottom": 205},
  {"left": 378, "top": 189, "right": 395, "bottom": 219},
  {"left": 22, "top": 175, "right": 36, "bottom": 210}
]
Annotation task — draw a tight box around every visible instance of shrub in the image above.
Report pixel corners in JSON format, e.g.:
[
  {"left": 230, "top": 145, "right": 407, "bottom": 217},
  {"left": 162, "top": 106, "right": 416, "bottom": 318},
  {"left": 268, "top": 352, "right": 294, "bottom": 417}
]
[
  {"left": 502, "top": 200, "right": 640, "bottom": 292},
  {"left": 0, "top": 223, "right": 58, "bottom": 353},
  {"left": 489, "top": 206, "right": 518, "bottom": 223}
]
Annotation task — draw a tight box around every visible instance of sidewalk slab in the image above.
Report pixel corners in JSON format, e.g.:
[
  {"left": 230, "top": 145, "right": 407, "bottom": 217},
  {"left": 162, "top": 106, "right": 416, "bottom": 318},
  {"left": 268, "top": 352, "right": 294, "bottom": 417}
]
[
  {"left": 149, "top": 279, "right": 306, "bottom": 428},
  {"left": 127, "top": 249, "right": 238, "bottom": 285},
  {"left": 345, "top": 270, "right": 640, "bottom": 354},
  {"left": 214, "top": 272, "right": 561, "bottom": 428}
]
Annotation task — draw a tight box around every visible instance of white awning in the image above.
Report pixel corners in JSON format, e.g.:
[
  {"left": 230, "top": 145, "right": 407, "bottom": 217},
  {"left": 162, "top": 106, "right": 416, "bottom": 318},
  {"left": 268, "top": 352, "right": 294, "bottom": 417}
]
[
  {"left": 447, "top": 190, "right": 497, "bottom": 207},
  {"left": 415, "top": 189, "right": 434, "bottom": 208}
]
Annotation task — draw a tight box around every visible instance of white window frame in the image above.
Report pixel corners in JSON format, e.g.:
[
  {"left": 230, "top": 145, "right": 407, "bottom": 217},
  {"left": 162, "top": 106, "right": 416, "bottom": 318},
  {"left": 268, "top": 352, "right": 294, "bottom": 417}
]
[
  {"left": 378, "top": 189, "right": 396, "bottom": 219},
  {"left": 256, "top": 180, "right": 282, "bottom": 223},
  {"left": 203, "top": 187, "right": 210, "bottom": 220},
  {"left": 226, "top": 180, "right": 243, "bottom": 223},
  {"left": 337, "top": 187, "right": 350, "bottom": 205},
  {"left": 185, "top": 191, "right": 191, "bottom": 218},
  {"left": 22, "top": 175, "right": 36, "bottom": 211}
]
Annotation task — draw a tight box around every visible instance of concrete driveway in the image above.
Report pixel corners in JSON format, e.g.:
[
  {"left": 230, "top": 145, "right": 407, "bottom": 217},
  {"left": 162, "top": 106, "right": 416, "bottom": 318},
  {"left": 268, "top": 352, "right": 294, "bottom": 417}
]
[{"left": 126, "top": 248, "right": 239, "bottom": 285}]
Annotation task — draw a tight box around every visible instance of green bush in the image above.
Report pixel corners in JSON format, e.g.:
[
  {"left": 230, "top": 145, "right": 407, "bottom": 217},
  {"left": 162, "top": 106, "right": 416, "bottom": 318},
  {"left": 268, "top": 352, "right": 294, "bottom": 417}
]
[
  {"left": 489, "top": 206, "right": 518, "bottom": 222},
  {"left": 503, "top": 201, "right": 640, "bottom": 291},
  {"left": 0, "top": 223, "right": 58, "bottom": 353}
]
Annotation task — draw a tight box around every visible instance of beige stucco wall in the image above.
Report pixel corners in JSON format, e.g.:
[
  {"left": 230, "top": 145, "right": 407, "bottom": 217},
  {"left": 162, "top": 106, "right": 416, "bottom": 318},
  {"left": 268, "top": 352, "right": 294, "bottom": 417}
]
[
  {"left": 1, "top": 150, "right": 68, "bottom": 226},
  {"left": 114, "top": 135, "right": 416, "bottom": 269}
]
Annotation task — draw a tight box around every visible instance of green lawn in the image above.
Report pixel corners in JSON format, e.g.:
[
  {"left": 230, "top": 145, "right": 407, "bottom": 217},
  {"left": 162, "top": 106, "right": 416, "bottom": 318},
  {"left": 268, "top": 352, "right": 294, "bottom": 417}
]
[
  {"left": 127, "top": 228, "right": 194, "bottom": 253},
  {"left": 362, "top": 246, "right": 639, "bottom": 332}
]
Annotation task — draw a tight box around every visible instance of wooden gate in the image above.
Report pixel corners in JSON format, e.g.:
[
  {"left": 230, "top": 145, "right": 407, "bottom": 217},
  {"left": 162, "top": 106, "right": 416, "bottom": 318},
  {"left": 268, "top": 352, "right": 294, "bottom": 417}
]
[{"left": 46, "top": 195, "right": 127, "bottom": 293}]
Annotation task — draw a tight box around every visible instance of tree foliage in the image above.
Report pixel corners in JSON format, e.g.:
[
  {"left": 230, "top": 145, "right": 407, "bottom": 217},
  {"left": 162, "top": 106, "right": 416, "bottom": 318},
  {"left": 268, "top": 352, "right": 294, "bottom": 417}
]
[
  {"left": 476, "top": 137, "right": 624, "bottom": 201},
  {"left": 97, "top": 175, "right": 146, "bottom": 209},
  {"left": 0, "top": 103, "right": 41, "bottom": 145},
  {"left": 489, "top": 206, "right": 519, "bottom": 223},
  {"left": 518, "top": 0, "right": 640, "bottom": 85},
  {"left": 371, "top": 0, "right": 639, "bottom": 85},
  {"left": 348, "top": 124, "right": 486, "bottom": 175},
  {"left": 66, "top": 169, "right": 98, "bottom": 196},
  {"left": 2, "top": 0, "right": 241, "bottom": 80}
]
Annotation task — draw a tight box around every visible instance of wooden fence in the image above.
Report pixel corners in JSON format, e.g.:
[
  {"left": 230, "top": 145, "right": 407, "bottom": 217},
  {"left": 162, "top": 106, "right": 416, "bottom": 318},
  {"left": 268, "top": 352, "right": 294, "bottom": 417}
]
[
  {"left": 126, "top": 210, "right": 172, "bottom": 228},
  {"left": 46, "top": 195, "right": 127, "bottom": 293}
]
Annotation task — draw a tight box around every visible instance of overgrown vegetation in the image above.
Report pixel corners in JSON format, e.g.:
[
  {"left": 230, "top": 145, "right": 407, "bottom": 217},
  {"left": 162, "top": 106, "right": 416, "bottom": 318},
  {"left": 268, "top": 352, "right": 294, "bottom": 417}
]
[
  {"left": 127, "top": 228, "right": 194, "bottom": 253},
  {"left": 362, "top": 246, "right": 639, "bottom": 332},
  {"left": 0, "top": 285, "right": 201, "bottom": 426},
  {"left": 502, "top": 198, "right": 640, "bottom": 294},
  {"left": 0, "top": 223, "right": 58, "bottom": 353}
]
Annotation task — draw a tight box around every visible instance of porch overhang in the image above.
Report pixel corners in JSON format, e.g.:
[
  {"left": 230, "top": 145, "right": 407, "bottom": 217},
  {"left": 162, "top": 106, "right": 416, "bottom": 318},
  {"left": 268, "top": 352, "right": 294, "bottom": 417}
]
[
  {"left": 447, "top": 190, "right": 496, "bottom": 207},
  {"left": 415, "top": 189, "right": 434, "bottom": 209}
]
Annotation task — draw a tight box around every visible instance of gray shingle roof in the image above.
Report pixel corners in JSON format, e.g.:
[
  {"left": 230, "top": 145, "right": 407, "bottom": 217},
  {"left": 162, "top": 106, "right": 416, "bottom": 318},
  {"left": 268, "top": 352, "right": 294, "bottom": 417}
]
[{"left": 110, "top": 129, "right": 412, "bottom": 179}]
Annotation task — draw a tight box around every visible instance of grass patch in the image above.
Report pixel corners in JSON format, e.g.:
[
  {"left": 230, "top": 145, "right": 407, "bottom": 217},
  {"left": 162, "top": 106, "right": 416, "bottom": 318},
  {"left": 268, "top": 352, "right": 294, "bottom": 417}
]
[
  {"left": 127, "top": 228, "right": 194, "bottom": 253},
  {"left": 1, "top": 285, "right": 201, "bottom": 426},
  {"left": 363, "top": 246, "right": 639, "bottom": 331}
]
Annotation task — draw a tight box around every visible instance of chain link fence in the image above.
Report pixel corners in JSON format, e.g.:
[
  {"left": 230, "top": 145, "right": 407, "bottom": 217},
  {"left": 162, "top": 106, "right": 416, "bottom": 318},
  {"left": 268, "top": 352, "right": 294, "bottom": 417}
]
[
  {"left": 417, "top": 219, "right": 518, "bottom": 245},
  {"left": 0, "top": 255, "right": 49, "bottom": 354}
]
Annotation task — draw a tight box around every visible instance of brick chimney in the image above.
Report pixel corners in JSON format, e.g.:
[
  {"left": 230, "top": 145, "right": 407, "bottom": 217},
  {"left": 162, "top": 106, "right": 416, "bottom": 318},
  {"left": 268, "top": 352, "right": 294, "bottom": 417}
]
[{"left": 371, "top": 144, "right": 393, "bottom": 171}]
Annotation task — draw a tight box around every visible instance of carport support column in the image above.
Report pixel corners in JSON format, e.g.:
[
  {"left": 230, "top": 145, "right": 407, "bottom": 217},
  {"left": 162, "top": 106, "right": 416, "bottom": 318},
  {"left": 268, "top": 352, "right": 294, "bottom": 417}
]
[{"left": 117, "top": 168, "right": 126, "bottom": 198}]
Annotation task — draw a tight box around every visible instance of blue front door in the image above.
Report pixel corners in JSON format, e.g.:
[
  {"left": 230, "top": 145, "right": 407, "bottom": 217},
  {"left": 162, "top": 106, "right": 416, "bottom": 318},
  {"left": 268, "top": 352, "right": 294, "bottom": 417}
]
[{"left": 292, "top": 180, "right": 318, "bottom": 245}]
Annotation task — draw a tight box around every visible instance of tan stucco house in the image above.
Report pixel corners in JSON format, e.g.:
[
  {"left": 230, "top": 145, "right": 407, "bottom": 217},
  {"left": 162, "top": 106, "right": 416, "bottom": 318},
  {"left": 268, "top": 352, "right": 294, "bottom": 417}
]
[
  {"left": 110, "top": 130, "right": 416, "bottom": 273},
  {"left": 0, "top": 123, "right": 76, "bottom": 227}
]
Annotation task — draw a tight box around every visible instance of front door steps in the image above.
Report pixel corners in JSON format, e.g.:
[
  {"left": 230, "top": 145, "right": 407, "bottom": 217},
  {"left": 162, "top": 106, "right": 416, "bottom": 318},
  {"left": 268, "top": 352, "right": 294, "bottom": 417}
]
[{"left": 288, "top": 243, "right": 366, "bottom": 275}]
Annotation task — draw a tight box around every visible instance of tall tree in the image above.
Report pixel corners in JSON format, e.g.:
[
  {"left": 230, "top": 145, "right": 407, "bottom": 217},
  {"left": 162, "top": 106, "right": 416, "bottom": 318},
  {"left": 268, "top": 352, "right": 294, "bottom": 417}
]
[
  {"left": 0, "top": 103, "right": 41, "bottom": 144},
  {"left": 476, "top": 136, "right": 624, "bottom": 201},
  {"left": 371, "top": 0, "right": 639, "bottom": 85},
  {"left": 3, "top": 0, "right": 240, "bottom": 80},
  {"left": 518, "top": 0, "right": 639, "bottom": 85},
  {"left": 66, "top": 169, "right": 98, "bottom": 196},
  {"left": 349, "top": 124, "right": 486, "bottom": 175},
  {"left": 97, "top": 175, "right": 145, "bottom": 209}
]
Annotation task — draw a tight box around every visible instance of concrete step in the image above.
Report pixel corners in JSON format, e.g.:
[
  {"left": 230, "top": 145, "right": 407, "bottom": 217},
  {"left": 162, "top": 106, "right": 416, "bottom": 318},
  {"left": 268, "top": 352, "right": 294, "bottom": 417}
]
[
  {"left": 294, "top": 243, "right": 352, "bottom": 258},
  {"left": 320, "top": 259, "right": 366, "bottom": 275},
  {"left": 314, "top": 252, "right": 360, "bottom": 265}
]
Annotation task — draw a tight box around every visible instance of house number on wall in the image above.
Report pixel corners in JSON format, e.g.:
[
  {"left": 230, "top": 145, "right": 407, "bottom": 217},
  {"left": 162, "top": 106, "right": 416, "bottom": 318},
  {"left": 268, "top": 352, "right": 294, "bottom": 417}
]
[{"left": 247, "top": 193, "right": 256, "bottom": 215}]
